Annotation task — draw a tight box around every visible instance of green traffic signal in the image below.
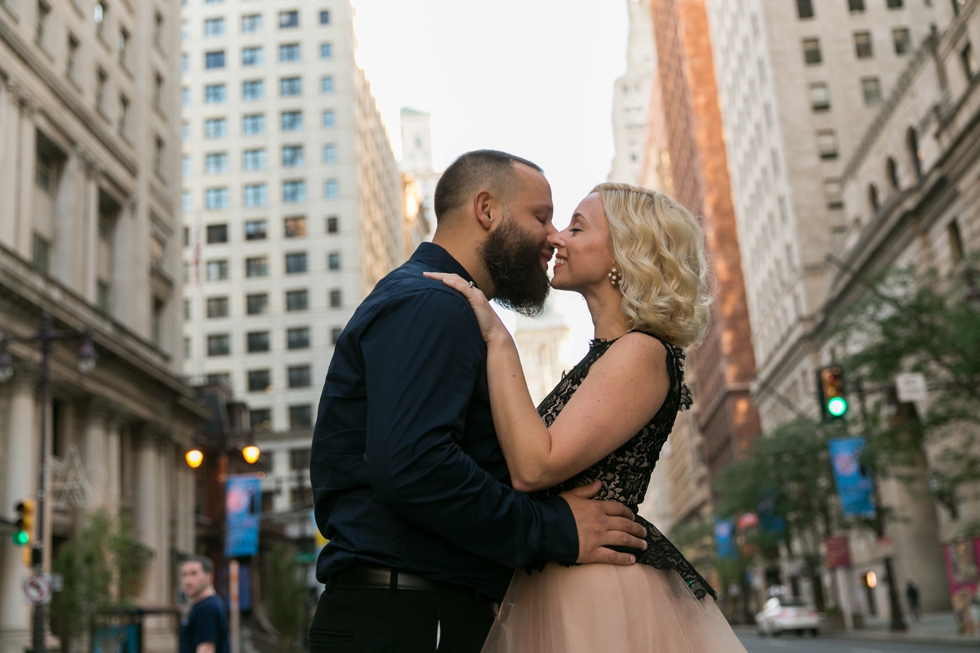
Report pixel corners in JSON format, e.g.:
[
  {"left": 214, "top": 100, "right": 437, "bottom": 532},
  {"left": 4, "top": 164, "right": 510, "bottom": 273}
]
[
  {"left": 827, "top": 397, "right": 848, "bottom": 418},
  {"left": 12, "top": 530, "right": 29, "bottom": 546}
]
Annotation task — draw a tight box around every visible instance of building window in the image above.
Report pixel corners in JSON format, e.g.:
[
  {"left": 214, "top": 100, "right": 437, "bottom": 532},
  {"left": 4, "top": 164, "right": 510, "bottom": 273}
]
[
  {"left": 848, "top": 0, "right": 865, "bottom": 10},
  {"left": 287, "top": 327, "right": 311, "bottom": 350},
  {"left": 329, "top": 289, "right": 342, "bottom": 308},
  {"left": 182, "top": 155, "right": 191, "bottom": 178},
  {"left": 205, "top": 118, "right": 228, "bottom": 138},
  {"left": 248, "top": 369, "right": 271, "bottom": 392},
  {"left": 67, "top": 36, "right": 79, "bottom": 79},
  {"left": 183, "top": 122, "right": 191, "bottom": 142},
  {"left": 286, "top": 289, "right": 308, "bottom": 311},
  {"left": 320, "top": 43, "right": 332, "bottom": 59},
  {"left": 244, "top": 183, "right": 268, "bottom": 207},
  {"left": 893, "top": 28, "right": 912, "bottom": 55},
  {"left": 281, "top": 110, "right": 303, "bottom": 131},
  {"left": 242, "top": 47, "right": 262, "bottom": 67},
  {"left": 280, "top": 76, "right": 302, "bottom": 96},
  {"left": 153, "top": 74, "right": 164, "bottom": 112},
  {"left": 204, "top": 17, "right": 225, "bottom": 37},
  {"left": 948, "top": 219, "right": 965, "bottom": 262},
  {"left": 279, "top": 11, "right": 299, "bottom": 28},
  {"left": 323, "top": 110, "right": 336, "bottom": 128},
  {"left": 802, "top": 38, "right": 822, "bottom": 65},
  {"left": 280, "top": 43, "right": 301, "bottom": 62},
  {"left": 288, "top": 365, "right": 312, "bottom": 388},
  {"left": 817, "top": 130, "right": 838, "bottom": 159},
  {"left": 869, "top": 183, "right": 880, "bottom": 212},
  {"left": 250, "top": 409, "right": 272, "bottom": 432},
  {"left": 284, "top": 216, "right": 307, "bottom": 237},
  {"left": 243, "top": 114, "right": 265, "bottom": 135},
  {"left": 118, "top": 29, "right": 129, "bottom": 67},
  {"left": 283, "top": 180, "right": 307, "bottom": 203},
  {"left": 324, "top": 179, "right": 339, "bottom": 198},
  {"left": 285, "top": 252, "right": 308, "bottom": 274},
  {"left": 862, "top": 77, "right": 882, "bottom": 105},
  {"left": 97, "top": 280, "right": 111, "bottom": 312},
  {"left": 321, "top": 76, "right": 334, "bottom": 93},
  {"left": 207, "top": 334, "right": 231, "bottom": 356},
  {"left": 962, "top": 43, "right": 977, "bottom": 80},
  {"left": 319, "top": 10, "right": 330, "bottom": 24},
  {"left": 182, "top": 87, "right": 190, "bottom": 107},
  {"left": 206, "top": 259, "right": 228, "bottom": 281},
  {"left": 205, "top": 84, "right": 227, "bottom": 104},
  {"left": 205, "top": 50, "right": 225, "bottom": 69},
  {"left": 953, "top": 0, "right": 967, "bottom": 16},
  {"left": 153, "top": 12, "right": 163, "bottom": 47},
  {"left": 242, "top": 80, "right": 264, "bottom": 100},
  {"left": 796, "top": 0, "right": 814, "bottom": 19},
  {"left": 326, "top": 216, "right": 339, "bottom": 233},
  {"left": 181, "top": 53, "right": 189, "bottom": 73},
  {"left": 243, "top": 148, "right": 266, "bottom": 170},
  {"left": 886, "top": 0, "right": 903, "bottom": 8},
  {"left": 854, "top": 32, "right": 873, "bottom": 59},
  {"left": 247, "top": 331, "right": 270, "bottom": 353},
  {"left": 33, "top": 233, "right": 50, "bottom": 273},
  {"left": 246, "top": 293, "right": 268, "bottom": 315},
  {"left": 282, "top": 145, "right": 304, "bottom": 166},
  {"left": 95, "top": 2, "right": 107, "bottom": 39},
  {"left": 824, "top": 179, "right": 844, "bottom": 209},
  {"left": 206, "top": 373, "right": 231, "bottom": 387},
  {"left": 207, "top": 296, "right": 229, "bottom": 318},
  {"left": 96, "top": 69, "right": 107, "bottom": 114},
  {"left": 289, "top": 405, "right": 312, "bottom": 429},
  {"left": 328, "top": 252, "right": 341, "bottom": 270},
  {"left": 245, "top": 220, "right": 267, "bottom": 241},
  {"left": 290, "top": 448, "right": 311, "bottom": 471},
  {"left": 205, "top": 188, "right": 230, "bottom": 210},
  {"left": 206, "top": 223, "right": 228, "bottom": 244},
  {"left": 205, "top": 152, "right": 229, "bottom": 174},
  {"left": 908, "top": 127, "right": 924, "bottom": 179},
  {"left": 182, "top": 190, "right": 191, "bottom": 213},
  {"left": 886, "top": 157, "right": 900, "bottom": 189},
  {"left": 242, "top": 14, "right": 261, "bottom": 33},
  {"left": 323, "top": 144, "right": 338, "bottom": 163},
  {"left": 246, "top": 256, "right": 268, "bottom": 277},
  {"left": 330, "top": 327, "right": 342, "bottom": 345},
  {"left": 118, "top": 95, "right": 129, "bottom": 136}
]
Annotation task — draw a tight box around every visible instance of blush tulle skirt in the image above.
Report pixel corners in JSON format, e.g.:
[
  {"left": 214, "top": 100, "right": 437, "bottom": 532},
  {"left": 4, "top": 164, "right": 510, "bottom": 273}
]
[{"left": 481, "top": 562, "right": 747, "bottom": 653}]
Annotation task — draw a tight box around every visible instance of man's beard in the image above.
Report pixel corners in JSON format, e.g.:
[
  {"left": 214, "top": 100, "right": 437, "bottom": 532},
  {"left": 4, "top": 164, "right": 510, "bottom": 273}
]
[{"left": 480, "top": 214, "right": 551, "bottom": 317}]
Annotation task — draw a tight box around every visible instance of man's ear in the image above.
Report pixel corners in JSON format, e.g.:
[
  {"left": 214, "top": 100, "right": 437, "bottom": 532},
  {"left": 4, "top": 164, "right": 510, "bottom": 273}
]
[{"left": 472, "top": 190, "right": 497, "bottom": 231}]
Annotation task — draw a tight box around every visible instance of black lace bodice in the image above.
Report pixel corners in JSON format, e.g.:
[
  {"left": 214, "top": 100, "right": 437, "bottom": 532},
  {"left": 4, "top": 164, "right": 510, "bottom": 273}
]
[{"left": 531, "top": 332, "right": 717, "bottom": 601}]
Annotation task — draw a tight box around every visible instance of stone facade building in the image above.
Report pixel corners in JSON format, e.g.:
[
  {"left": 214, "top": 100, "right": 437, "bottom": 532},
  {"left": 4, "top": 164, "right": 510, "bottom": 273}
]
[{"left": 0, "top": 0, "right": 207, "bottom": 651}]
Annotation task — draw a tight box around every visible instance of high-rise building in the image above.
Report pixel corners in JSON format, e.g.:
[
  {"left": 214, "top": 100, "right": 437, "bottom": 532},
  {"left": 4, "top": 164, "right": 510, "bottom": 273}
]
[
  {"left": 179, "top": 0, "right": 404, "bottom": 527},
  {"left": 399, "top": 107, "right": 441, "bottom": 238},
  {"left": 649, "top": 0, "right": 762, "bottom": 495},
  {"left": 0, "top": 1, "right": 206, "bottom": 650},
  {"left": 702, "top": 0, "right": 935, "bottom": 427}
]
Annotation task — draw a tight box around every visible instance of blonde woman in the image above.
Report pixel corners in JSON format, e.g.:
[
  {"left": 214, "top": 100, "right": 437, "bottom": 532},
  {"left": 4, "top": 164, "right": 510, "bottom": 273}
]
[{"left": 427, "top": 184, "right": 747, "bottom": 652}]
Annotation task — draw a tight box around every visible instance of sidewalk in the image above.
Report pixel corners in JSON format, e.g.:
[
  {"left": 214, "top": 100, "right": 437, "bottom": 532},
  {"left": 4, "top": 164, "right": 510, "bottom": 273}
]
[{"left": 837, "top": 612, "right": 979, "bottom": 647}]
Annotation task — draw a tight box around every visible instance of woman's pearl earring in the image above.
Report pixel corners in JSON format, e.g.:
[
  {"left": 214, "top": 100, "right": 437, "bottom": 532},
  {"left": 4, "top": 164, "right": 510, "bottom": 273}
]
[{"left": 608, "top": 267, "right": 622, "bottom": 286}]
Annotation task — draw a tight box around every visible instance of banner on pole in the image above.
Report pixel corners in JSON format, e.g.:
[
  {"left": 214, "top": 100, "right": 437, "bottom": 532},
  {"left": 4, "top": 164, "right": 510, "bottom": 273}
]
[
  {"left": 828, "top": 437, "right": 876, "bottom": 518},
  {"left": 226, "top": 474, "right": 262, "bottom": 557},
  {"left": 714, "top": 519, "right": 737, "bottom": 560}
]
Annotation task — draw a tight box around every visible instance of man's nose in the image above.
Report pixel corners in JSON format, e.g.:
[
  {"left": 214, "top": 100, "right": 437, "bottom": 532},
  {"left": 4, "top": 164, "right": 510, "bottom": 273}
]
[{"left": 548, "top": 230, "right": 566, "bottom": 248}]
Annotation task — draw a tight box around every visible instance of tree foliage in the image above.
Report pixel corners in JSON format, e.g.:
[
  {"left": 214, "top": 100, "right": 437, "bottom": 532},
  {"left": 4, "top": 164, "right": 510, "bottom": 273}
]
[{"left": 263, "top": 544, "right": 309, "bottom": 649}]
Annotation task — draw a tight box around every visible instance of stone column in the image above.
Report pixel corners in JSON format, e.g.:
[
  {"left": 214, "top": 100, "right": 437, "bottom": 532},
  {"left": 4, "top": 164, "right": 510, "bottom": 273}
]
[
  {"left": 81, "top": 400, "right": 109, "bottom": 508},
  {"left": 133, "top": 428, "right": 161, "bottom": 605},
  {"left": 105, "top": 417, "right": 121, "bottom": 515},
  {"left": 0, "top": 374, "right": 37, "bottom": 652}
]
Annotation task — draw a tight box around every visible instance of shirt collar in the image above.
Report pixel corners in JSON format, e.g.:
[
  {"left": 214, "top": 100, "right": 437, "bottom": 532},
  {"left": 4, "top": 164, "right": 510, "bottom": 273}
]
[{"left": 411, "top": 242, "right": 476, "bottom": 286}]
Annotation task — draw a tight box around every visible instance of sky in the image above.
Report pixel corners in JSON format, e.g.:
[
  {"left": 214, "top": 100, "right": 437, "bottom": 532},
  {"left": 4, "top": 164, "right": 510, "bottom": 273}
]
[{"left": 351, "top": 0, "right": 632, "bottom": 364}]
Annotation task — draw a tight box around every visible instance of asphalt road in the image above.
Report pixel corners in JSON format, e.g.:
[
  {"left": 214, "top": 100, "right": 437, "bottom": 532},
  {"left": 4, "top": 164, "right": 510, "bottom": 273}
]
[{"left": 737, "top": 632, "right": 972, "bottom": 653}]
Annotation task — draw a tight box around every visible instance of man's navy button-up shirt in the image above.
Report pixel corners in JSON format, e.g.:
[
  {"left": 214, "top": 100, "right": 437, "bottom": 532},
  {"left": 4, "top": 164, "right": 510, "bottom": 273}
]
[{"left": 311, "top": 243, "right": 579, "bottom": 599}]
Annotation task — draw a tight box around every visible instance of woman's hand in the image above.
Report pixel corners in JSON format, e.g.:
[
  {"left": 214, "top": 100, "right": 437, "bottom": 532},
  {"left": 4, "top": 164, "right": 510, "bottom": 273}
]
[{"left": 423, "top": 272, "right": 510, "bottom": 345}]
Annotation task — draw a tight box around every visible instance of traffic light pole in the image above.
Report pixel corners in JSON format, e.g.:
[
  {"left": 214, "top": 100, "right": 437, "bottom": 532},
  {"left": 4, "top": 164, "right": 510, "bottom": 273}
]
[{"left": 855, "top": 380, "right": 907, "bottom": 632}]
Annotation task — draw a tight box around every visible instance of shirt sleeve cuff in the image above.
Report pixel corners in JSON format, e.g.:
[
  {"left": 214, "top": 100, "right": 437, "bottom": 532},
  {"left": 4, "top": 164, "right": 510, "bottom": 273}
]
[{"left": 539, "top": 496, "right": 579, "bottom": 564}]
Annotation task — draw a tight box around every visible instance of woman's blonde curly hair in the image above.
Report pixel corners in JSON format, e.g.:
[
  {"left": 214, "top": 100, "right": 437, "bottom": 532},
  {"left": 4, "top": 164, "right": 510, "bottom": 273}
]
[{"left": 592, "top": 183, "right": 712, "bottom": 349}]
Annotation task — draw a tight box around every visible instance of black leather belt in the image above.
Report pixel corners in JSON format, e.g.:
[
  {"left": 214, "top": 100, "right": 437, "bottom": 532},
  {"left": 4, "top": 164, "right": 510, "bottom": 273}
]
[{"left": 327, "top": 567, "right": 499, "bottom": 616}]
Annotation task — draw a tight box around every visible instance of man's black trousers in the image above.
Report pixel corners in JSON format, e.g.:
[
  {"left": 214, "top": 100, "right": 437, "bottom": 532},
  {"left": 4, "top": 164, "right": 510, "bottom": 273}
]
[{"left": 309, "top": 582, "right": 496, "bottom": 653}]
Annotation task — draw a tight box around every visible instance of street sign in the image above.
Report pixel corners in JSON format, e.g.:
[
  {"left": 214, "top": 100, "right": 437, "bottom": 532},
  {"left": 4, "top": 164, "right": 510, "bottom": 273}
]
[
  {"left": 895, "top": 373, "right": 928, "bottom": 403},
  {"left": 825, "top": 535, "right": 852, "bottom": 568},
  {"left": 829, "top": 437, "right": 876, "bottom": 518},
  {"left": 23, "top": 574, "right": 51, "bottom": 604}
]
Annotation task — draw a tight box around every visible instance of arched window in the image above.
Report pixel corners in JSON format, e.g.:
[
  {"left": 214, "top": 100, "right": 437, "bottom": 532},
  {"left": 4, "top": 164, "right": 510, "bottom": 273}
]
[
  {"left": 908, "top": 127, "right": 923, "bottom": 179},
  {"left": 868, "top": 184, "right": 880, "bottom": 213},
  {"left": 886, "top": 157, "right": 900, "bottom": 189}
]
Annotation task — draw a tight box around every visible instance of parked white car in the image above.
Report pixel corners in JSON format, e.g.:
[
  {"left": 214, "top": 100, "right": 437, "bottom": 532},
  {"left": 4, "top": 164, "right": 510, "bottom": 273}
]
[{"left": 755, "top": 596, "right": 821, "bottom": 636}]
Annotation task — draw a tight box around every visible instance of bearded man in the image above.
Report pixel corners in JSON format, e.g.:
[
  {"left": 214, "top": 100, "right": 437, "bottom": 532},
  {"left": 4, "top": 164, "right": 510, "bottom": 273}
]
[{"left": 308, "top": 150, "right": 646, "bottom": 653}]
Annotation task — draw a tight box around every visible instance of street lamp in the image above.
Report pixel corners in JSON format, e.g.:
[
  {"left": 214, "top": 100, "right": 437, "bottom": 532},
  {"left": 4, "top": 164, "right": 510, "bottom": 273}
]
[
  {"left": 186, "top": 449, "right": 205, "bottom": 469},
  {"left": 242, "top": 445, "right": 260, "bottom": 465},
  {"left": 0, "top": 311, "right": 96, "bottom": 653}
]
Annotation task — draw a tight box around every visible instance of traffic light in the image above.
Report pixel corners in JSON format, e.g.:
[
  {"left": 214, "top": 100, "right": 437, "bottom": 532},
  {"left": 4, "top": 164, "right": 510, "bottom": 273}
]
[
  {"left": 13, "top": 499, "right": 34, "bottom": 565},
  {"left": 817, "top": 366, "right": 849, "bottom": 421}
]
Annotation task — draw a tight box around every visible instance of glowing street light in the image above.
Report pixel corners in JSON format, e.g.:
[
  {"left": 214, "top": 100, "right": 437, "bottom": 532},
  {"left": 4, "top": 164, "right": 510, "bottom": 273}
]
[
  {"left": 242, "top": 445, "right": 260, "bottom": 464},
  {"left": 185, "top": 449, "right": 204, "bottom": 469}
]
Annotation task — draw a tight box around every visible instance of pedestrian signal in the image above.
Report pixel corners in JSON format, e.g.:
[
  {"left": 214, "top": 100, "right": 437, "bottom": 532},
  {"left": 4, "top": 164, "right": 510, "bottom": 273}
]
[
  {"left": 818, "top": 366, "right": 848, "bottom": 421},
  {"left": 13, "top": 499, "right": 34, "bottom": 547}
]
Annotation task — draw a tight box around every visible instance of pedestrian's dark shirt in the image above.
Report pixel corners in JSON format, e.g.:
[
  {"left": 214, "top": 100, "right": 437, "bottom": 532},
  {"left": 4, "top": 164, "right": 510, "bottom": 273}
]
[
  {"left": 180, "top": 595, "right": 229, "bottom": 653},
  {"left": 311, "top": 243, "right": 578, "bottom": 600}
]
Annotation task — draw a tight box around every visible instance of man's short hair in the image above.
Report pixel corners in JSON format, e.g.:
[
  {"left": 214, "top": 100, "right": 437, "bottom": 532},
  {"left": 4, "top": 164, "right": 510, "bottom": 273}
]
[
  {"left": 433, "top": 150, "right": 544, "bottom": 224},
  {"left": 183, "top": 555, "right": 214, "bottom": 575}
]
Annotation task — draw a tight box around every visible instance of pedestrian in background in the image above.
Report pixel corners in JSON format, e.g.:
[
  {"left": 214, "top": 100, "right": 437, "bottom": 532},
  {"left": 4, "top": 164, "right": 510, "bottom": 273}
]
[
  {"left": 906, "top": 580, "right": 920, "bottom": 622},
  {"left": 180, "top": 556, "right": 230, "bottom": 653}
]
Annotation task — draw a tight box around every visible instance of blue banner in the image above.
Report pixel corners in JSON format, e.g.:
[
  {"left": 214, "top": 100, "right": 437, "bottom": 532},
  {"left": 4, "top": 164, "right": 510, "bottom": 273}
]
[
  {"left": 714, "top": 519, "right": 737, "bottom": 560},
  {"left": 226, "top": 474, "right": 262, "bottom": 557},
  {"left": 829, "top": 437, "right": 876, "bottom": 518}
]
